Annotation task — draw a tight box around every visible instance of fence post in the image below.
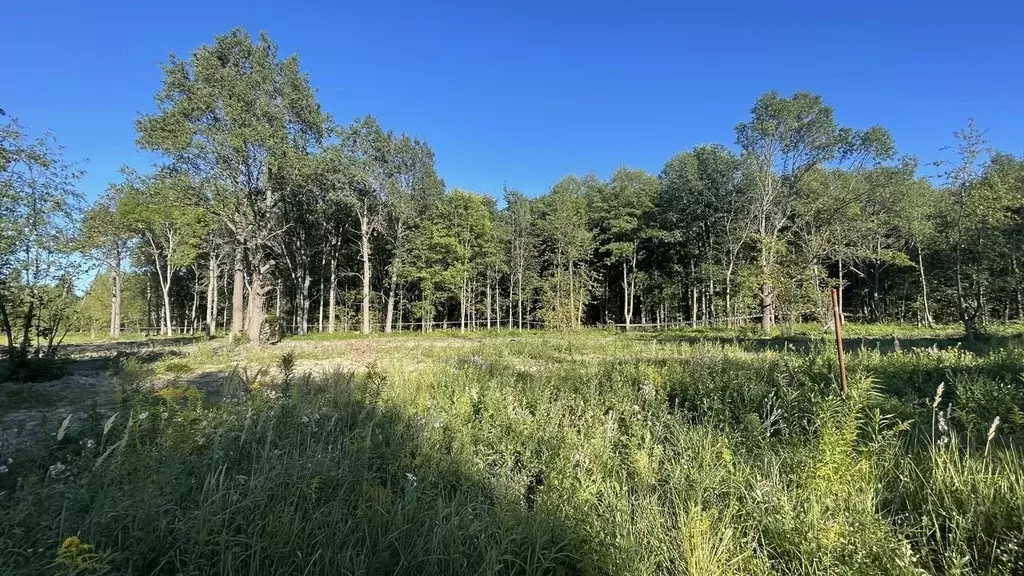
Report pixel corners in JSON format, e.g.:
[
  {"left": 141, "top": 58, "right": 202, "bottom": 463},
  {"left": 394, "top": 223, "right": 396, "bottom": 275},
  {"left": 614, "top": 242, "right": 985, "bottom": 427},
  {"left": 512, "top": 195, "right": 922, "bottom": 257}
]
[{"left": 831, "top": 288, "right": 848, "bottom": 395}]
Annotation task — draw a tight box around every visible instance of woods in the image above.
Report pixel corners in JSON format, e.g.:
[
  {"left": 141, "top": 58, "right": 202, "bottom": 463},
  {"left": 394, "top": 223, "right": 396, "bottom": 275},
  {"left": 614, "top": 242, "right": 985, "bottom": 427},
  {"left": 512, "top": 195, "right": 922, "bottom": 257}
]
[{"left": 3, "top": 28, "right": 1024, "bottom": 354}]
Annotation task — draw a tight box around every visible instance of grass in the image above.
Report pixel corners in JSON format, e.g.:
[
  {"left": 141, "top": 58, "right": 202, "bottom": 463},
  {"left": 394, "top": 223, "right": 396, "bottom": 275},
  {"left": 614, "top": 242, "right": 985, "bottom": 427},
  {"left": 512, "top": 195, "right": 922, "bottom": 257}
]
[{"left": 1, "top": 327, "right": 1023, "bottom": 574}]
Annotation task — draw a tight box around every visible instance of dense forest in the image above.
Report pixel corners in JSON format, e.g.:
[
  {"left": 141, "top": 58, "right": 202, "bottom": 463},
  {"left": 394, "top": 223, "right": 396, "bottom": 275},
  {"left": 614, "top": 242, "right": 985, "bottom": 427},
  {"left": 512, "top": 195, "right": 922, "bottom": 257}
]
[{"left": 2, "top": 28, "right": 1023, "bottom": 354}]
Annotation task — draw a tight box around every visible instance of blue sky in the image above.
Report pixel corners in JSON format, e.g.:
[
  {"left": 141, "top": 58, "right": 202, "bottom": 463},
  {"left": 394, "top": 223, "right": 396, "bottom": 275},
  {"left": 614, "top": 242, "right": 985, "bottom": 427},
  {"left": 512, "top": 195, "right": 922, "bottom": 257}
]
[{"left": 4, "top": 1, "right": 1021, "bottom": 202}]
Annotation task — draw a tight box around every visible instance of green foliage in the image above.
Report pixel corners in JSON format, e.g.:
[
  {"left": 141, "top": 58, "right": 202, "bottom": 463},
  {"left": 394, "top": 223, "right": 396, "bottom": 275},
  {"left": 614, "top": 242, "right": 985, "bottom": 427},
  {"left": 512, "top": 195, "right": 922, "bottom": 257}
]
[{"left": 2, "top": 331, "right": 1023, "bottom": 574}]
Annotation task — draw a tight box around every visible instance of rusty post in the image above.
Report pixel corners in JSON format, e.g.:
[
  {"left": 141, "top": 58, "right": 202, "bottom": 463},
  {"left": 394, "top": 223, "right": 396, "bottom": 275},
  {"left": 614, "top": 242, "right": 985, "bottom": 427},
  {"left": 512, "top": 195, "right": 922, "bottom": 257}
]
[{"left": 831, "top": 288, "right": 848, "bottom": 395}]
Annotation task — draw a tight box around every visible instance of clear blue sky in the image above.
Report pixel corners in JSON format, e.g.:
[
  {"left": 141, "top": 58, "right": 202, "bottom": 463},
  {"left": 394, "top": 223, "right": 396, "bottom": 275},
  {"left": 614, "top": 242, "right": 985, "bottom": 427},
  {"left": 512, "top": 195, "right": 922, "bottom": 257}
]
[{"left": 4, "top": 0, "right": 1022, "bottom": 202}]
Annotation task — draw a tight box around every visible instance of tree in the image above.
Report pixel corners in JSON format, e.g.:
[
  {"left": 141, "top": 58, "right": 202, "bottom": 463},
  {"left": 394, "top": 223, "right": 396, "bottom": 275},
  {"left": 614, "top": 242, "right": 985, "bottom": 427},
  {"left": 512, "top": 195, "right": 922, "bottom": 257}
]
[
  {"left": 590, "top": 167, "right": 658, "bottom": 329},
  {"left": 503, "top": 187, "right": 536, "bottom": 330},
  {"left": 80, "top": 187, "right": 134, "bottom": 337},
  {"left": 657, "top": 145, "right": 746, "bottom": 325},
  {"left": 333, "top": 116, "right": 393, "bottom": 334},
  {"left": 536, "top": 176, "right": 594, "bottom": 328},
  {"left": 383, "top": 135, "right": 444, "bottom": 332},
  {"left": 136, "top": 28, "right": 327, "bottom": 342},
  {"left": 0, "top": 117, "right": 82, "bottom": 358},
  {"left": 116, "top": 171, "right": 207, "bottom": 335},
  {"left": 735, "top": 91, "right": 893, "bottom": 330},
  {"left": 936, "top": 121, "right": 1024, "bottom": 336}
]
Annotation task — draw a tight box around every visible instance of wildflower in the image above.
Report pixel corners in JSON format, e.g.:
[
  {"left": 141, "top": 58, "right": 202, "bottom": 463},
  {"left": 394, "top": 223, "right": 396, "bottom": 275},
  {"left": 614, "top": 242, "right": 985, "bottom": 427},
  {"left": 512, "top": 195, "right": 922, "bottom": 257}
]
[
  {"left": 138, "top": 411, "right": 149, "bottom": 420},
  {"left": 47, "top": 462, "right": 67, "bottom": 478},
  {"left": 56, "top": 414, "right": 72, "bottom": 441},
  {"left": 57, "top": 535, "right": 100, "bottom": 571},
  {"left": 86, "top": 439, "right": 96, "bottom": 449},
  {"left": 301, "top": 416, "right": 310, "bottom": 424},
  {"left": 985, "top": 416, "right": 1001, "bottom": 457},
  {"left": 102, "top": 413, "right": 118, "bottom": 437},
  {"left": 987, "top": 416, "right": 1001, "bottom": 443},
  {"left": 932, "top": 383, "right": 945, "bottom": 410},
  {"left": 405, "top": 472, "right": 418, "bottom": 487}
]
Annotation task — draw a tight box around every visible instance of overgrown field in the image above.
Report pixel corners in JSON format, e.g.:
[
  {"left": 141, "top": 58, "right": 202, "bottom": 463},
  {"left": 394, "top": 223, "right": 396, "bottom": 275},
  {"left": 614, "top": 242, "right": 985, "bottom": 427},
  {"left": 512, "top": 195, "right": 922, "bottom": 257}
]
[{"left": 2, "top": 327, "right": 1024, "bottom": 575}]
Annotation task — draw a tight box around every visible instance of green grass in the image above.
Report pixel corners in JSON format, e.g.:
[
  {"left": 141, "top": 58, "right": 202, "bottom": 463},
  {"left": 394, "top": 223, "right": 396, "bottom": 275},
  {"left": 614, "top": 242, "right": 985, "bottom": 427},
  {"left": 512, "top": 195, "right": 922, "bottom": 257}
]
[{"left": 1, "top": 329, "right": 1023, "bottom": 574}]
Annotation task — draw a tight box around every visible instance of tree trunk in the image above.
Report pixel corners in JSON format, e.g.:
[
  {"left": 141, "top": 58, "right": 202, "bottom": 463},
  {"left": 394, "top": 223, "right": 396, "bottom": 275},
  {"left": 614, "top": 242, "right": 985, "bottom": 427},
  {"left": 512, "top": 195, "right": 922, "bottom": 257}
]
[
  {"left": 622, "top": 261, "right": 631, "bottom": 330},
  {"left": 328, "top": 256, "right": 337, "bottom": 333},
  {"left": 206, "top": 254, "right": 219, "bottom": 336},
  {"left": 1012, "top": 253, "right": 1022, "bottom": 320},
  {"left": 300, "top": 273, "right": 311, "bottom": 335},
  {"left": 724, "top": 269, "right": 732, "bottom": 327},
  {"left": 231, "top": 246, "right": 245, "bottom": 336},
  {"left": 161, "top": 283, "right": 172, "bottom": 336},
  {"left": 517, "top": 265, "right": 524, "bottom": 331},
  {"left": 220, "top": 263, "right": 228, "bottom": 332},
  {"left": 318, "top": 278, "right": 325, "bottom": 332},
  {"left": 246, "top": 265, "right": 271, "bottom": 343},
  {"left": 397, "top": 286, "right": 404, "bottom": 332},
  {"left": 917, "top": 246, "right": 933, "bottom": 328},
  {"left": 190, "top": 264, "right": 200, "bottom": 335},
  {"left": 146, "top": 277, "right": 153, "bottom": 335},
  {"left": 0, "top": 295, "right": 14, "bottom": 355},
  {"left": 460, "top": 275, "right": 467, "bottom": 332},
  {"left": 360, "top": 218, "right": 371, "bottom": 335},
  {"left": 384, "top": 267, "right": 397, "bottom": 333},
  {"left": 110, "top": 258, "right": 122, "bottom": 338}
]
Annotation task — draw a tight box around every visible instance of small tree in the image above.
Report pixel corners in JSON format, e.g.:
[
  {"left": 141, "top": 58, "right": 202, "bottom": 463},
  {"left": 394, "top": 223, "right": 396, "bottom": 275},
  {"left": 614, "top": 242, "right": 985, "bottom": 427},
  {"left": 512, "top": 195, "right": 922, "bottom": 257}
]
[
  {"left": 0, "top": 117, "right": 82, "bottom": 360},
  {"left": 79, "top": 189, "right": 134, "bottom": 337},
  {"left": 116, "top": 170, "right": 207, "bottom": 335}
]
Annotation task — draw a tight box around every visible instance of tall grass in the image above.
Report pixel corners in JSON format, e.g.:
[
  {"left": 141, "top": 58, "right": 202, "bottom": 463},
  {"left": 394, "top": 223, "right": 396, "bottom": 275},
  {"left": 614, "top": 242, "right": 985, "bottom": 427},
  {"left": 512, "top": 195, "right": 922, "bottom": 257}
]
[{"left": 1, "top": 332, "right": 1022, "bottom": 574}]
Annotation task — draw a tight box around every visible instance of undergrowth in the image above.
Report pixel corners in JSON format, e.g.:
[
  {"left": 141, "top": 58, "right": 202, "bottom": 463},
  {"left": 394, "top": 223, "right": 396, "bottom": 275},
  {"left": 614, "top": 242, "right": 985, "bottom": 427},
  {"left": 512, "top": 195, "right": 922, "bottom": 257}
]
[{"left": 1, "top": 332, "right": 1022, "bottom": 574}]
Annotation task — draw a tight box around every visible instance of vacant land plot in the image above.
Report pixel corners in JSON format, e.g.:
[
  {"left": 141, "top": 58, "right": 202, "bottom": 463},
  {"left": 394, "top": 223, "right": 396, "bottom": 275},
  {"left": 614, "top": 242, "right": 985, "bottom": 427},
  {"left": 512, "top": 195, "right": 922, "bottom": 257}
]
[{"left": 2, "top": 326, "right": 1023, "bottom": 575}]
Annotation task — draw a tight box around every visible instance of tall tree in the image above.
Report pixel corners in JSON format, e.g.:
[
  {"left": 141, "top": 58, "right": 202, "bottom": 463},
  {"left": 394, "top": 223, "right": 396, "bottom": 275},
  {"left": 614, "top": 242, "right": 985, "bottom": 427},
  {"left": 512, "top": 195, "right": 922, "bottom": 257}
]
[
  {"left": 383, "top": 135, "right": 443, "bottom": 332},
  {"left": 79, "top": 188, "right": 134, "bottom": 337},
  {"left": 503, "top": 187, "right": 536, "bottom": 330},
  {"left": 590, "top": 167, "right": 658, "bottom": 329},
  {"left": 657, "top": 145, "right": 745, "bottom": 325},
  {"left": 136, "top": 28, "right": 326, "bottom": 342},
  {"left": 536, "top": 176, "right": 594, "bottom": 328},
  {"left": 735, "top": 91, "right": 893, "bottom": 330},
  {"left": 334, "top": 116, "right": 393, "bottom": 334},
  {"left": 937, "top": 122, "right": 1023, "bottom": 336}
]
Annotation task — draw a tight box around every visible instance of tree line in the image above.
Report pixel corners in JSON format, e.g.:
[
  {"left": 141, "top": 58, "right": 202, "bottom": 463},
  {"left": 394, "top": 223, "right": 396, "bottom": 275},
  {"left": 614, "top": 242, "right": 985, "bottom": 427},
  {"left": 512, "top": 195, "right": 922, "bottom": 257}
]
[{"left": 2, "top": 28, "right": 1023, "bottom": 356}]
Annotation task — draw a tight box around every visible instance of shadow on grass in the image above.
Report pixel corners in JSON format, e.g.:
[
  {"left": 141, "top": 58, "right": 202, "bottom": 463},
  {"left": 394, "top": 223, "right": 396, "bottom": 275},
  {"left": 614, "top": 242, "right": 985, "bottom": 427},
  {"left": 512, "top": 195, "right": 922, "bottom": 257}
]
[{"left": 0, "top": 367, "right": 593, "bottom": 575}]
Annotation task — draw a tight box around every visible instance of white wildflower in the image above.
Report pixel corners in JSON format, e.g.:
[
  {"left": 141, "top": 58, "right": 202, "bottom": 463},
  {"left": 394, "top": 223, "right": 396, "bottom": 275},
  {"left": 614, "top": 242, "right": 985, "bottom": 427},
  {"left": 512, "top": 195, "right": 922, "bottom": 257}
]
[
  {"left": 405, "top": 472, "right": 418, "bottom": 487},
  {"left": 138, "top": 411, "right": 149, "bottom": 420},
  {"left": 47, "top": 462, "right": 66, "bottom": 478},
  {"left": 102, "top": 413, "right": 118, "bottom": 437},
  {"left": 56, "top": 414, "right": 72, "bottom": 442},
  {"left": 86, "top": 439, "right": 96, "bottom": 449},
  {"left": 932, "top": 383, "right": 945, "bottom": 410},
  {"left": 988, "top": 416, "right": 1001, "bottom": 443}
]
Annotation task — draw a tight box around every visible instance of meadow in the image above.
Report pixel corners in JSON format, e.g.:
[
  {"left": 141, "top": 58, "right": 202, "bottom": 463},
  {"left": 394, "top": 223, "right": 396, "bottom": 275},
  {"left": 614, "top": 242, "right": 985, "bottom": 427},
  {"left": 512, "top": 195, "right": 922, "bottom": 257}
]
[{"left": 1, "top": 325, "right": 1023, "bottom": 575}]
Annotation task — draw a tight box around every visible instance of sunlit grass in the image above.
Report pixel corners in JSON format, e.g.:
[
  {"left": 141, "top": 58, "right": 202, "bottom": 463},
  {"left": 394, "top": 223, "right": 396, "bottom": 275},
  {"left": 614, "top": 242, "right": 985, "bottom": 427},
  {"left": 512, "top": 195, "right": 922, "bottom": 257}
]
[{"left": 1, "top": 328, "right": 1022, "bottom": 574}]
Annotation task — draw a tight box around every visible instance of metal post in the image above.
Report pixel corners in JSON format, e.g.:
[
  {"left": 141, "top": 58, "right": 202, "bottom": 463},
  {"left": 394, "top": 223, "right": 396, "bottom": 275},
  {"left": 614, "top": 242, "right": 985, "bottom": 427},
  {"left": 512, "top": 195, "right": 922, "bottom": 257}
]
[{"left": 831, "top": 288, "right": 848, "bottom": 395}]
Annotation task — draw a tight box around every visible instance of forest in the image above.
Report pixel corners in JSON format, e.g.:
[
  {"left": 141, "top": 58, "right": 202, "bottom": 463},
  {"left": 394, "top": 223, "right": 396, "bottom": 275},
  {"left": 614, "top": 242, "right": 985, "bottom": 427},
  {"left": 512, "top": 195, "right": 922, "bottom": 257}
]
[{"left": 3, "top": 27, "right": 1023, "bottom": 360}]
